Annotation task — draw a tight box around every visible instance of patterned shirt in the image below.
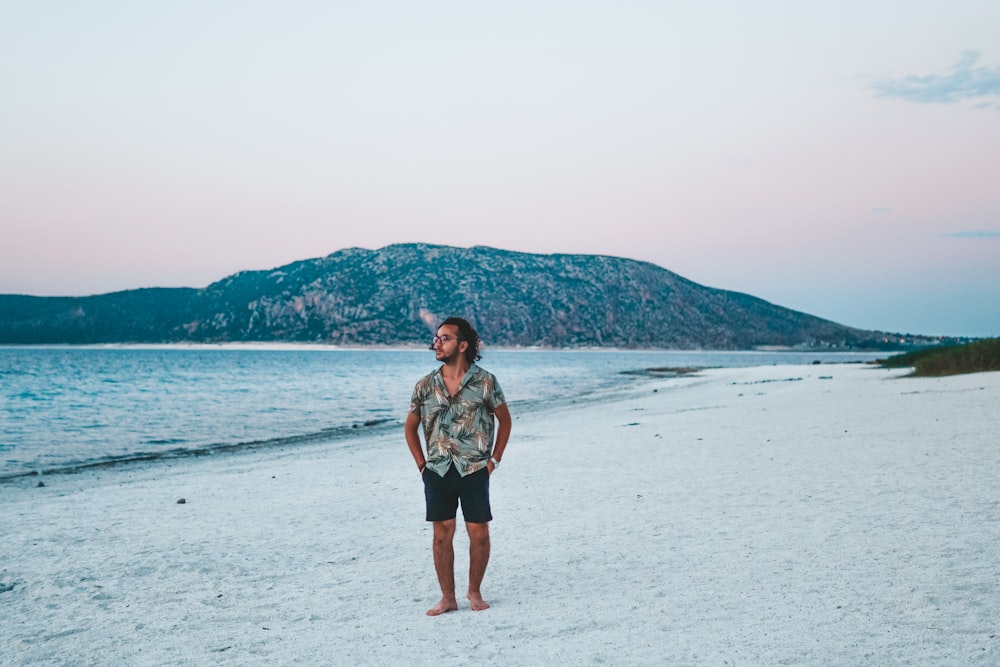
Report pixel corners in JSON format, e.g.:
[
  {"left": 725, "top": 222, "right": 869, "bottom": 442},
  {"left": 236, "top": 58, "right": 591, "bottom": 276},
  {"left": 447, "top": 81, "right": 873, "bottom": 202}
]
[{"left": 409, "top": 363, "right": 506, "bottom": 477}]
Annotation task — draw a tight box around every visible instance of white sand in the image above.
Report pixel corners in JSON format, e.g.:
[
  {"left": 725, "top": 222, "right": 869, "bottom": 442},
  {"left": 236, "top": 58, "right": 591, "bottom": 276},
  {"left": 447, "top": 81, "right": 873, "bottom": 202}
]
[{"left": 3, "top": 363, "right": 999, "bottom": 665}]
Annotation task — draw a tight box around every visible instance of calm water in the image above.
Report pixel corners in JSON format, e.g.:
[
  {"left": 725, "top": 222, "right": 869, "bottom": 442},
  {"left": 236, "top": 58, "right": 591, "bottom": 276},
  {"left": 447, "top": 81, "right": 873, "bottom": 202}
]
[{"left": 0, "top": 346, "right": 887, "bottom": 478}]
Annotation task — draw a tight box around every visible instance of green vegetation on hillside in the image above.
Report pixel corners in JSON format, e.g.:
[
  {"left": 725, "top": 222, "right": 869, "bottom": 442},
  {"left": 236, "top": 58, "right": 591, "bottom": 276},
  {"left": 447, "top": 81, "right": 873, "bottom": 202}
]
[
  {"left": 1, "top": 244, "right": 919, "bottom": 348},
  {"left": 880, "top": 338, "right": 1000, "bottom": 376}
]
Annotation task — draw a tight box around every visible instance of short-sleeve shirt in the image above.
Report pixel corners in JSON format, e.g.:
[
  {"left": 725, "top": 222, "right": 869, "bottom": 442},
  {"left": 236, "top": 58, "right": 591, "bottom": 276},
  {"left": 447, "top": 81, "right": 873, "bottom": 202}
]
[{"left": 409, "top": 363, "right": 506, "bottom": 477}]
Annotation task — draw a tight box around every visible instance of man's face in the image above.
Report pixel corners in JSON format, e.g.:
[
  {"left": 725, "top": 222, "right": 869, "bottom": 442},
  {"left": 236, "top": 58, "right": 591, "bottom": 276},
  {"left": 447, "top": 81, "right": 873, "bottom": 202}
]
[{"left": 433, "top": 325, "right": 465, "bottom": 363}]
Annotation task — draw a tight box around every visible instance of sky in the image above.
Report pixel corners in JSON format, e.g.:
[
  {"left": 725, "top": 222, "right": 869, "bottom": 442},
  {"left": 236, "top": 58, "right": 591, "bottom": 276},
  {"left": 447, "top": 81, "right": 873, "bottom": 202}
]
[{"left": 2, "top": 1, "right": 998, "bottom": 338}]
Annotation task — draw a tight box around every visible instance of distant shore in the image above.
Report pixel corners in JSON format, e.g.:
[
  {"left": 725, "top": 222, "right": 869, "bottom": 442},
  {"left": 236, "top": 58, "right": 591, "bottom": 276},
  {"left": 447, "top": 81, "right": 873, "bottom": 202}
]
[{"left": 0, "top": 340, "right": 913, "bottom": 352}]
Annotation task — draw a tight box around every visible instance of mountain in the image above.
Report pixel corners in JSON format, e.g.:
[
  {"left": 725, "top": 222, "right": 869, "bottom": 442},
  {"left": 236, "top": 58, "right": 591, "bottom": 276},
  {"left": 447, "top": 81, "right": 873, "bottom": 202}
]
[{"left": 0, "top": 244, "right": 920, "bottom": 349}]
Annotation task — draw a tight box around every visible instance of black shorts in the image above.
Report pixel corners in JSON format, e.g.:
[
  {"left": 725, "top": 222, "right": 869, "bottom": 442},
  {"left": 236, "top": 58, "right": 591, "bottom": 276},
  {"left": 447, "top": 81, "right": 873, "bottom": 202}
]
[{"left": 423, "top": 464, "right": 492, "bottom": 523}]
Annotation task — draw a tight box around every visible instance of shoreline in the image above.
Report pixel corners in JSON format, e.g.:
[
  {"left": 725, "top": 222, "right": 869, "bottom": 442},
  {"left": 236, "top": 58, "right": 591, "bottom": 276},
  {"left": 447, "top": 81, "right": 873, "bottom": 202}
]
[
  {"left": 4, "top": 363, "right": 999, "bottom": 664},
  {"left": 0, "top": 365, "right": 675, "bottom": 485},
  {"left": 0, "top": 344, "right": 884, "bottom": 485},
  {"left": 0, "top": 418, "right": 399, "bottom": 486}
]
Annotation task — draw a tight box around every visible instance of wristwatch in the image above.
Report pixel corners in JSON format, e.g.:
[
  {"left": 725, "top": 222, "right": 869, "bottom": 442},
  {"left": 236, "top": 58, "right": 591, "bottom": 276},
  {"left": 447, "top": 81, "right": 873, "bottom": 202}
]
[{"left": 489, "top": 457, "right": 500, "bottom": 469}]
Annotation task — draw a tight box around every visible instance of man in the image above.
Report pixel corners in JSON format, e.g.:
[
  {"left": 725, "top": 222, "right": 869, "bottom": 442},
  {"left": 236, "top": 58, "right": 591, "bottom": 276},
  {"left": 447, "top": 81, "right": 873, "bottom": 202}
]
[{"left": 405, "top": 317, "right": 512, "bottom": 616}]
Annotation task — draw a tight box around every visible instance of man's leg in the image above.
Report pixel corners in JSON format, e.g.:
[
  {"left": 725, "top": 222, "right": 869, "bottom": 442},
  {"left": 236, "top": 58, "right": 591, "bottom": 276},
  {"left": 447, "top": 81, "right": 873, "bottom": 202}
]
[
  {"left": 466, "top": 521, "right": 490, "bottom": 611},
  {"left": 427, "top": 519, "right": 459, "bottom": 616}
]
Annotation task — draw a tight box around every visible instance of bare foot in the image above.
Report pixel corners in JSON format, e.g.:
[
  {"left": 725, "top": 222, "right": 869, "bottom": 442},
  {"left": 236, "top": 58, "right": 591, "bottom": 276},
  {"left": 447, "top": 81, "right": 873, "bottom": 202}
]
[
  {"left": 426, "top": 597, "right": 459, "bottom": 616},
  {"left": 467, "top": 592, "right": 490, "bottom": 611}
]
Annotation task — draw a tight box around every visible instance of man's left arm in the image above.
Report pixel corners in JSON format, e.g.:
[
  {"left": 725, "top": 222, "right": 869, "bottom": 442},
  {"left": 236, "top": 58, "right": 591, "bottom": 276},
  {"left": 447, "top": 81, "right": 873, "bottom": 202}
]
[{"left": 488, "top": 403, "right": 512, "bottom": 473}]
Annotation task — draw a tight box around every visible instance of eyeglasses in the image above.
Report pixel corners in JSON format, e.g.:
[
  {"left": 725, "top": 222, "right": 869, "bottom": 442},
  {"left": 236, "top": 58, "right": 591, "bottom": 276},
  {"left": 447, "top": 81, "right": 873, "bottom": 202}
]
[{"left": 432, "top": 335, "right": 463, "bottom": 345}]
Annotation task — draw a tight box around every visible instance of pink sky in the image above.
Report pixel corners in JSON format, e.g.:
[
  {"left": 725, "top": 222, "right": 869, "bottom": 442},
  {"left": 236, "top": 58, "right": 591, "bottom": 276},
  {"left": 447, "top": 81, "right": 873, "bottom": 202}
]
[{"left": 2, "top": 2, "right": 998, "bottom": 337}]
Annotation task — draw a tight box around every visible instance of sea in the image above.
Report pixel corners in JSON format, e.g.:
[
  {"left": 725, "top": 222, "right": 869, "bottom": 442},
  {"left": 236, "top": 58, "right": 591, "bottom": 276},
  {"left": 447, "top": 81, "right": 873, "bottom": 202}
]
[{"left": 0, "top": 345, "right": 889, "bottom": 480}]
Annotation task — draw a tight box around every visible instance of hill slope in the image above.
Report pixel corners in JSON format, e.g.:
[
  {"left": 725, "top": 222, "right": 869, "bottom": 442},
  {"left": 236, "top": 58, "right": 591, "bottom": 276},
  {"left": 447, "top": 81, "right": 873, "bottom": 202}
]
[{"left": 0, "top": 244, "right": 904, "bottom": 348}]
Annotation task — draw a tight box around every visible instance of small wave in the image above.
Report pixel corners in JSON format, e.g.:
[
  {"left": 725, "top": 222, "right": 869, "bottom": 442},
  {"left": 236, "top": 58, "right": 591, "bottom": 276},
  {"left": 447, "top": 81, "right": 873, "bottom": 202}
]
[
  {"left": 621, "top": 366, "right": 709, "bottom": 377},
  {"left": 0, "top": 418, "right": 398, "bottom": 482},
  {"left": 11, "top": 391, "right": 52, "bottom": 401}
]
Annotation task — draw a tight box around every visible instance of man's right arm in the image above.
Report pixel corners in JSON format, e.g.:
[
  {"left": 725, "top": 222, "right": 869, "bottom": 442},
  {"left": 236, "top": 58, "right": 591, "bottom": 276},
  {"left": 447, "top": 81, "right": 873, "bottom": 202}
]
[{"left": 404, "top": 412, "right": 426, "bottom": 473}]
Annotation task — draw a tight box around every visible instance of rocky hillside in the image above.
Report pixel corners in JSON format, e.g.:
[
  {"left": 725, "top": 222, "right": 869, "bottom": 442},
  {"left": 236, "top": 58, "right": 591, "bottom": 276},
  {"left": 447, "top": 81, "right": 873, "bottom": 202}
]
[{"left": 0, "top": 244, "right": 909, "bottom": 348}]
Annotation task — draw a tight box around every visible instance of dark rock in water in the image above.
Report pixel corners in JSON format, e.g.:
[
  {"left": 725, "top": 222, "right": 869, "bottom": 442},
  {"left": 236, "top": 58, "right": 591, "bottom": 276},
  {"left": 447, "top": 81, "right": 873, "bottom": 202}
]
[
  {"left": 36, "top": 481, "right": 46, "bottom": 487},
  {"left": 177, "top": 498, "right": 186, "bottom": 504}
]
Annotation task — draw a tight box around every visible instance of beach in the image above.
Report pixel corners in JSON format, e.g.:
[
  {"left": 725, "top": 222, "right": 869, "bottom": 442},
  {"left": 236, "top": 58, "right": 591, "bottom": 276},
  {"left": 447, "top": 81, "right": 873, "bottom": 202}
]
[{"left": 3, "top": 363, "right": 998, "bottom": 665}]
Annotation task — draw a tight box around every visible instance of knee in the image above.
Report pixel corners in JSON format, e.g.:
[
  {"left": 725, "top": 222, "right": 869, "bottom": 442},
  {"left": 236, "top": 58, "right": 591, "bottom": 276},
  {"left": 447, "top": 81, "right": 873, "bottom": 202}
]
[
  {"left": 433, "top": 532, "right": 455, "bottom": 547},
  {"left": 466, "top": 523, "right": 490, "bottom": 547},
  {"left": 433, "top": 522, "right": 456, "bottom": 544}
]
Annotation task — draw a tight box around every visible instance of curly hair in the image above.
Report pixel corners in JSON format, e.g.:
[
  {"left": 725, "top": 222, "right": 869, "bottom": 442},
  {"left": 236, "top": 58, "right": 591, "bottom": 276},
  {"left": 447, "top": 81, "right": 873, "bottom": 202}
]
[{"left": 440, "top": 317, "right": 482, "bottom": 364}]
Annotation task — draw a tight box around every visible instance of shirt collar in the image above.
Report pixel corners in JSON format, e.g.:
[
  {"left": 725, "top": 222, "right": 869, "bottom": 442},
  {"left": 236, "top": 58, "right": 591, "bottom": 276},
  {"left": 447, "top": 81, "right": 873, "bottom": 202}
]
[{"left": 434, "top": 362, "right": 478, "bottom": 393}]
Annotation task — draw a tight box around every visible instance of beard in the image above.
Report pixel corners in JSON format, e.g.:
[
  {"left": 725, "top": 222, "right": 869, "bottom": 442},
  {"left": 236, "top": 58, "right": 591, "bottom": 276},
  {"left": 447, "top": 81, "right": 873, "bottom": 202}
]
[{"left": 436, "top": 347, "right": 461, "bottom": 364}]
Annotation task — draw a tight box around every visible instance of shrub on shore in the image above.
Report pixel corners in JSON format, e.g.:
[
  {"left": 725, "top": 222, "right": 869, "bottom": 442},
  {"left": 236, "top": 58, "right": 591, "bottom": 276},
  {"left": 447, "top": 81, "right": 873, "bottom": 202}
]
[{"left": 880, "top": 338, "right": 1000, "bottom": 376}]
